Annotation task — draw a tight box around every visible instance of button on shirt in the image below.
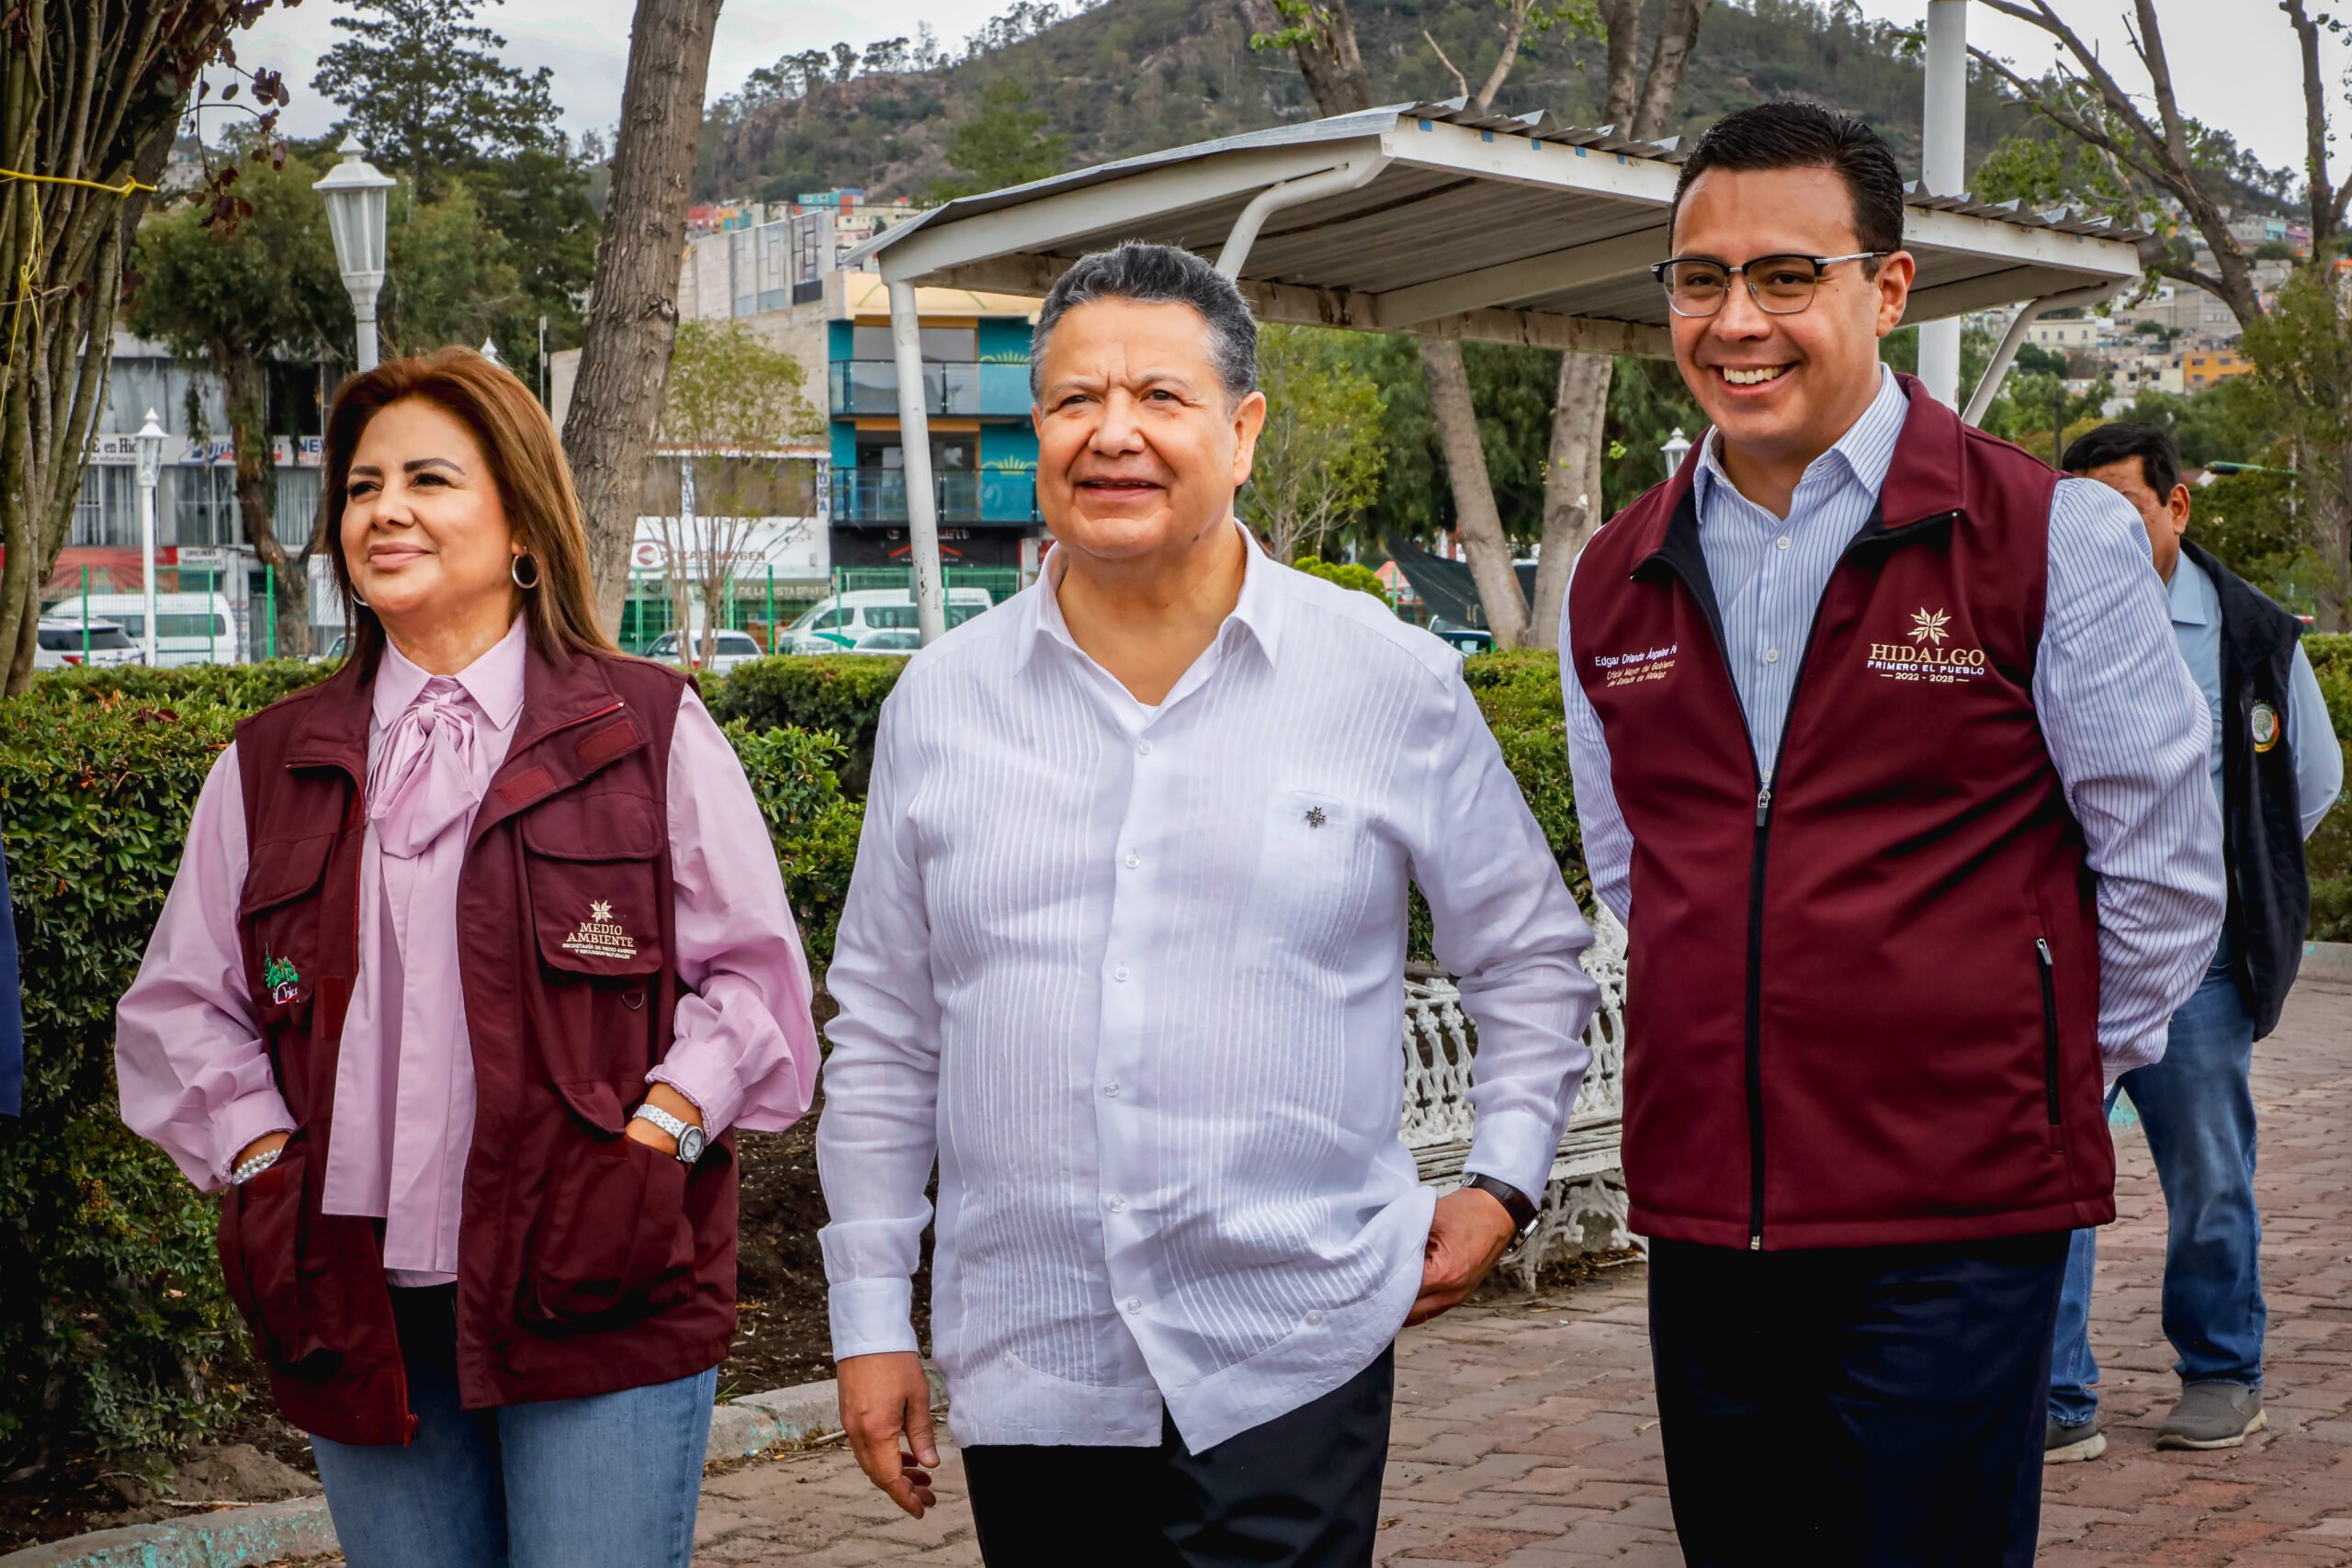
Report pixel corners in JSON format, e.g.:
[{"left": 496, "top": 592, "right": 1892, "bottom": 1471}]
[
  {"left": 818, "top": 529, "right": 1598, "bottom": 1452},
  {"left": 2169, "top": 556, "right": 2343, "bottom": 840},
  {"left": 1562, "top": 367, "right": 2225, "bottom": 1080}
]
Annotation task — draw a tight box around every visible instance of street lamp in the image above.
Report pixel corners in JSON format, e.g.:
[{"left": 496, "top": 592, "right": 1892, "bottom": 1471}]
[
  {"left": 2196, "top": 459, "right": 2299, "bottom": 487},
  {"left": 313, "top": 136, "right": 396, "bottom": 372},
  {"left": 1661, "top": 428, "right": 1692, "bottom": 477},
  {"left": 135, "top": 410, "right": 166, "bottom": 668},
  {"left": 480, "top": 337, "right": 502, "bottom": 367}
]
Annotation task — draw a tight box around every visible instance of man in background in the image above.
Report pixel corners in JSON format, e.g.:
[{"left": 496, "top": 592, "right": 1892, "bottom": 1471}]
[{"left": 2047, "top": 423, "right": 2343, "bottom": 1461}]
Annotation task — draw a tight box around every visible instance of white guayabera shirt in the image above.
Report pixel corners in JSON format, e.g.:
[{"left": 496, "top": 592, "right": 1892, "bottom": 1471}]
[{"left": 817, "top": 525, "right": 1600, "bottom": 1452}]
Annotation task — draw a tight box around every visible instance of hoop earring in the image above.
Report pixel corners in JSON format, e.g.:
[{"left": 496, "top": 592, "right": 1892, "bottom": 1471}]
[
  {"left": 511, "top": 554, "right": 541, "bottom": 590},
  {"left": 350, "top": 592, "right": 368, "bottom": 608}
]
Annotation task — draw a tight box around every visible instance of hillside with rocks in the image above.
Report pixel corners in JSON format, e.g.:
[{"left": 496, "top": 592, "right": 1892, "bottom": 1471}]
[{"left": 695, "top": 0, "right": 2032, "bottom": 205}]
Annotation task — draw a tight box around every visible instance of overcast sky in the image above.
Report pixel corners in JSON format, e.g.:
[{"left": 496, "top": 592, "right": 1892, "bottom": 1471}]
[{"left": 237, "top": 0, "right": 2336, "bottom": 185}]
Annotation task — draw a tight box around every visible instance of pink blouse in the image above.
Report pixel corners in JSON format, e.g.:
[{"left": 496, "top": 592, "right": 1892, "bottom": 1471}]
[{"left": 116, "top": 620, "right": 819, "bottom": 1284}]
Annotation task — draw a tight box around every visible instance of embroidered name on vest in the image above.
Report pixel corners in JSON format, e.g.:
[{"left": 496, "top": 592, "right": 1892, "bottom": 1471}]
[
  {"left": 1865, "top": 607, "right": 1988, "bottom": 683},
  {"left": 1593, "top": 643, "right": 1679, "bottom": 688},
  {"left": 561, "top": 899, "right": 639, "bottom": 962}
]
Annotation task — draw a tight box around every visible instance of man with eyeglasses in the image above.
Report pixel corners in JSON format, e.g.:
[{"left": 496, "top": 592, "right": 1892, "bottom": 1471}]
[{"left": 1560, "top": 102, "right": 2223, "bottom": 1564}]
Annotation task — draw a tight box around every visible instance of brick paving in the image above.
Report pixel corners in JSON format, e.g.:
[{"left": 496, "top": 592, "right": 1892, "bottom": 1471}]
[{"left": 693, "top": 970, "right": 2352, "bottom": 1565}]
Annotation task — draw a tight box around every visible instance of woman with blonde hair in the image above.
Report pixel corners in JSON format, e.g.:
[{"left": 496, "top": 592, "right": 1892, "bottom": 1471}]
[{"left": 117, "top": 347, "right": 817, "bottom": 1567}]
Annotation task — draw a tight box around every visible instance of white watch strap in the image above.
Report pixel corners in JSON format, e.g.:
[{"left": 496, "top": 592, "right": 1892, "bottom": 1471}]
[{"left": 631, "top": 1103, "right": 691, "bottom": 1143}]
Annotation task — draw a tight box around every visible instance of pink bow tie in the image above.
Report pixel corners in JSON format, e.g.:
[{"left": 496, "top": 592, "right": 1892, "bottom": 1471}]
[{"left": 368, "top": 678, "right": 482, "bottom": 859}]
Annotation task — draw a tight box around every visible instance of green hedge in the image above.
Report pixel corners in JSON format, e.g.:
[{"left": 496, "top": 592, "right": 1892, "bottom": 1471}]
[
  {"left": 0, "top": 665, "right": 859, "bottom": 1462},
  {"left": 703, "top": 656, "right": 903, "bottom": 798}
]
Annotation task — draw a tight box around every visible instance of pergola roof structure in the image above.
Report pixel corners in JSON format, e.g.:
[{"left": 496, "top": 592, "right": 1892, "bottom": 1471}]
[{"left": 847, "top": 101, "right": 2149, "bottom": 641}]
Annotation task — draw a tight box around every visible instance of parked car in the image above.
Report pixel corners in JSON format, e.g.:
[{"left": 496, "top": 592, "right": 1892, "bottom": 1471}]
[
  {"left": 1427, "top": 618, "right": 1495, "bottom": 655},
  {"left": 309, "top": 632, "right": 350, "bottom": 665},
  {"left": 45, "top": 592, "right": 242, "bottom": 666},
  {"left": 32, "top": 616, "right": 142, "bottom": 671},
  {"left": 640, "top": 627, "right": 765, "bottom": 673},
  {"left": 844, "top": 628, "right": 921, "bottom": 656},
  {"left": 782, "top": 587, "right": 994, "bottom": 649}
]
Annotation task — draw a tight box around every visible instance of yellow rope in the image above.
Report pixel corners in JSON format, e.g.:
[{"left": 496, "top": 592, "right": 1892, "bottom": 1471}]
[
  {"left": 0, "top": 166, "right": 156, "bottom": 197},
  {"left": 0, "top": 166, "right": 157, "bottom": 364}
]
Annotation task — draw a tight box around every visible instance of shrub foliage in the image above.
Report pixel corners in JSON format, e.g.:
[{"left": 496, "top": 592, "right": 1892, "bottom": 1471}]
[{"left": 703, "top": 655, "right": 903, "bottom": 797}]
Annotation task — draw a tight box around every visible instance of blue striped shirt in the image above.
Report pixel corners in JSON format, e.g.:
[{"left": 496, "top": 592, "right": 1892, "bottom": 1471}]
[{"left": 1562, "top": 367, "right": 2225, "bottom": 1077}]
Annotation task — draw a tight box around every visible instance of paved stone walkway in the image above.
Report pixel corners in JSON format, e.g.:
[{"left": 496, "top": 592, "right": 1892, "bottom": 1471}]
[{"left": 694, "top": 970, "right": 2352, "bottom": 1565}]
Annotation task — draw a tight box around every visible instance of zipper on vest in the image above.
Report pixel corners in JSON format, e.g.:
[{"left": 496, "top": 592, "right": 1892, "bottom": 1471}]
[
  {"left": 1746, "top": 776, "right": 1774, "bottom": 1249},
  {"left": 2037, "top": 938, "right": 2061, "bottom": 1125}
]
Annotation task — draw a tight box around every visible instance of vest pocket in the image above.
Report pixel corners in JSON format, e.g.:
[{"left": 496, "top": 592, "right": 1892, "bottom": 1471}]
[
  {"left": 2037, "top": 938, "right": 2062, "bottom": 1126},
  {"left": 520, "top": 795, "right": 668, "bottom": 1080},
  {"left": 217, "top": 1139, "right": 340, "bottom": 1377},
  {"left": 516, "top": 1078, "right": 696, "bottom": 1331}
]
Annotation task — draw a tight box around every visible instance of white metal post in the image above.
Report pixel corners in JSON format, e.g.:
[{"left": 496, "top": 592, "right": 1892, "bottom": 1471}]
[
  {"left": 136, "top": 410, "right": 165, "bottom": 668},
  {"left": 888, "top": 276, "right": 947, "bottom": 645},
  {"left": 1917, "top": 0, "right": 1969, "bottom": 407}
]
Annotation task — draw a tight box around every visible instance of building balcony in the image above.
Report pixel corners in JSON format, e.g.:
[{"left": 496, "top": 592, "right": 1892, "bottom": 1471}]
[
  {"left": 829, "top": 359, "right": 1033, "bottom": 419},
  {"left": 830, "top": 467, "right": 1037, "bottom": 525}
]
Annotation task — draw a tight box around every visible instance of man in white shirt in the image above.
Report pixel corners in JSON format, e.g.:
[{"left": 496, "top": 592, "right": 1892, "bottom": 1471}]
[{"left": 819, "top": 240, "right": 1599, "bottom": 1564}]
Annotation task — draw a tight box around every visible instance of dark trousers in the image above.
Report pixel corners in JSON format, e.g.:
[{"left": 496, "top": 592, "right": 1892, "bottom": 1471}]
[
  {"left": 1648, "top": 1233, "right": 2069, "bottom": 1568},
  {"left": 962, "top": 1345, "right": 1395, "bottom": 1567}
]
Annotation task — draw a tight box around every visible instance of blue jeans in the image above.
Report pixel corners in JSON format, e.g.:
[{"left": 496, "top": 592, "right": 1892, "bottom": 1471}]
[
  {"left": 2048, "top": 956, "right": 2265, "bottom": 1427},
  {"left": 311, "top": 1286, "right": 716, "bottom": 1568}
]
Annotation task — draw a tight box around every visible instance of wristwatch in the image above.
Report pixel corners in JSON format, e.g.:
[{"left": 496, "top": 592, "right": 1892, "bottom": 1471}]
[
  {"left": 630, "top": 1102, "right": 707, "bottom": 1165},
  {"left": 1463, "top": 1174, "right": 1540, "bottom": 1238}
]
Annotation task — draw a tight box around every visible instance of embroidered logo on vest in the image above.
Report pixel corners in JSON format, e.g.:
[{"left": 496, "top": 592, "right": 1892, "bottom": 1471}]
[
  {"left": 562, "top": 900, "right": 639, "bottom": 962},
  {"left": 1593, "top": 642, "right": 1679, "bottom": 688},
  {"left": 2252, "top": 701, "right": 2281, "bottom": 753},
  {"left": 1866, "top": 607, "right": 1988, "bottom": 684},
  {"left": 262, "top": 952, "right": 302, "bottom": 1006}
]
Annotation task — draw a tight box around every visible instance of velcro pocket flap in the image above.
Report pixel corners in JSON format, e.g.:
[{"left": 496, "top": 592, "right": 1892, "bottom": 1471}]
[
  {"left": 553, "top": 1077, "right": 629, "bottom": 1135},
  {"left": 520, "top": 793, "right": 662, "bottom": 862},
  {"left": 241, "top": 832, "right": 336, "bottom": 917}
]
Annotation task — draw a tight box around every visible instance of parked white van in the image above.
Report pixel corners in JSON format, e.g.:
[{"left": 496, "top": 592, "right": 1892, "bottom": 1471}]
[
  {"left": 32, "top": 615, "right": 142, "bottom": 670},
  {"left": 46, "top": 592, "right": 243, "bottom": 666},
  {"left": 782, "top": 588, "right": 994, "bottom": 649}
]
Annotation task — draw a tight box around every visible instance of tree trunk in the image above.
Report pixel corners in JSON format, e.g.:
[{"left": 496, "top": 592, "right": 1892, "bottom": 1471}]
[
  {"left": 1529, "top": 0, "right": 1711, "bottom": 654},
  {"left": 2318, "top": 441, "right": 2352, "bottom": 634},
  {"left": 218, "top": 353, "right": 313, "bottom": 658},
  {"left": 1421, "top": 338, "right": 1528, "bottom": 646},
  {"left": 1526, "top": 351, "right": 1613, "bottom": 649},
  {"left": 1238, "top": 0, "right": 1372, "bottom": 115},
  {"left": 563, "top": 0, "right": 725, "bottom": 637}
]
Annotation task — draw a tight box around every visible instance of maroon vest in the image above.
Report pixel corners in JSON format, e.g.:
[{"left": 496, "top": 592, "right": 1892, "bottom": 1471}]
[
  {"left": 217, "top": 641, "right": 734, "bottom": 1444},
  {"left": 1568, "top": 377, "right": 2113, "bottom": 1251}
]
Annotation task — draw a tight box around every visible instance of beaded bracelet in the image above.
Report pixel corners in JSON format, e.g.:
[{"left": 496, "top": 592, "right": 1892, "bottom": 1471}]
[{"left": 231, "top": 1145, "right": 284, "bottom": 1185}]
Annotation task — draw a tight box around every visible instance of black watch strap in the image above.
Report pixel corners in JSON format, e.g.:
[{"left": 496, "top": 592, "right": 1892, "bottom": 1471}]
[{"left": 1464, "top": 1174, "right": 1540, "bottom": 1236}]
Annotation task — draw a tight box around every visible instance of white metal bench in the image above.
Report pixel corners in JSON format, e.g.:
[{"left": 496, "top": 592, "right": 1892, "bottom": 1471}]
[{"left": 1402, "top": 905, "right": 1632, "bottom": 1287}]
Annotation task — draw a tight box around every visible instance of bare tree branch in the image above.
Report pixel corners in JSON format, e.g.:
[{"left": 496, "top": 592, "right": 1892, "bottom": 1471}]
[
  {"left": 2279, "top": 0, "right": 2346, "bottom": 241},
  {"left": 1423, "top": 29, "right": 1469, "bottom": 101},
  {"left": 1966, "top": 1, "right": 2263, "bottom": 328},
  {"left": 1476, "top": 0, "right": 1532, "bottom": 112}
]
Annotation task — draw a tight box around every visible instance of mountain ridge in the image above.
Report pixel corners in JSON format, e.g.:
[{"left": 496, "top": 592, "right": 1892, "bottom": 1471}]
[{"left": 695, "top": 0, "right": 2033, "bottom": 207}]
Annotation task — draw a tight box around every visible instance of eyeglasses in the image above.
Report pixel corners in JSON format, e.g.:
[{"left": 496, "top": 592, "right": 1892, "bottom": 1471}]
[{"left": 1650, "top": 252, "right": 1888, "bottom": 318}]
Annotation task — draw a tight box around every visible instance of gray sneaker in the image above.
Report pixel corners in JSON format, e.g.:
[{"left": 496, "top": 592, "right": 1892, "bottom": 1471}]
[
  {"left": 2046, "top": 1416, "right": 2108, "bottom": 1463},
  {"left": 2155, "top": 1382, "right": 2266, "bottom": 1450}
]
